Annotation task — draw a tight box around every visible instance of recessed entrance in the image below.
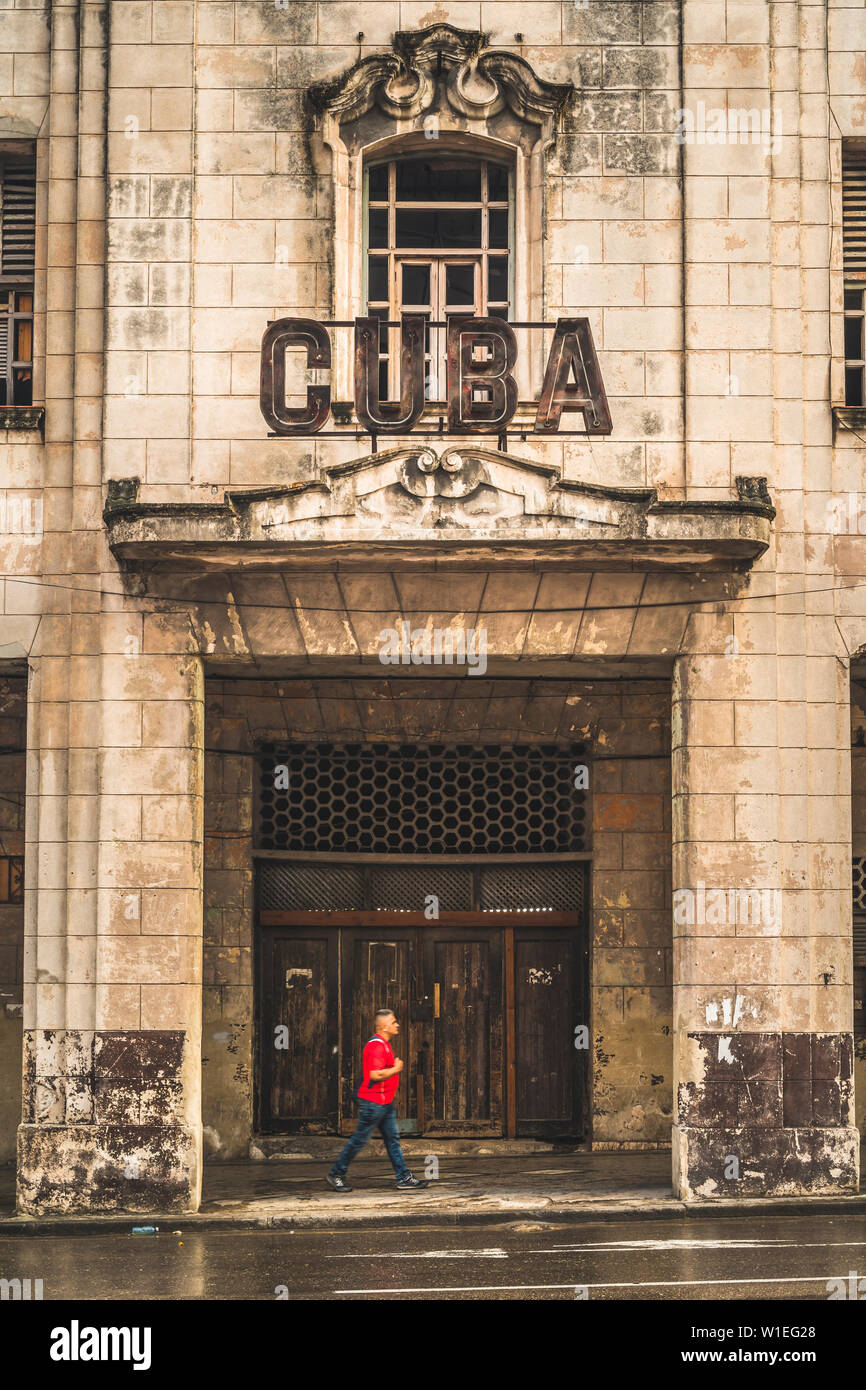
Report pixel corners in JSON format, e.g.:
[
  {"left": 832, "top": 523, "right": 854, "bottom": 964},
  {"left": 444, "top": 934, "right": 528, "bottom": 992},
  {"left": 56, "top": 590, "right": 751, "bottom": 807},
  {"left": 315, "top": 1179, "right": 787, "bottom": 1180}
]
[{"left": 257, "top": 860, "right": 588, "bottom": 1140}]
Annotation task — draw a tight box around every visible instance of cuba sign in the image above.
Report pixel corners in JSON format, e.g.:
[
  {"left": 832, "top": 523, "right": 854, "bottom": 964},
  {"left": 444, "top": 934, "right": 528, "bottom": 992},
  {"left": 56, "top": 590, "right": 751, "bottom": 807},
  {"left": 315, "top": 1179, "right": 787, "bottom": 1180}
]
[{"left": 260, "top": 316, "right": 612, "bottom": 437}]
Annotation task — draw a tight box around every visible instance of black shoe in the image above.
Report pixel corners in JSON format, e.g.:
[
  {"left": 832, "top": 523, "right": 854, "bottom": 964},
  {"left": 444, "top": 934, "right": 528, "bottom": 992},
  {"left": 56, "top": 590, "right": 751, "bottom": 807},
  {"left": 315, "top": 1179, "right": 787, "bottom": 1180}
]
[
  {"left": 326, "top": 1172, "right": 353, "bottom": 1193},
  {"left": 395, "top": 1173, "right": 429, "bottom": 1190}
]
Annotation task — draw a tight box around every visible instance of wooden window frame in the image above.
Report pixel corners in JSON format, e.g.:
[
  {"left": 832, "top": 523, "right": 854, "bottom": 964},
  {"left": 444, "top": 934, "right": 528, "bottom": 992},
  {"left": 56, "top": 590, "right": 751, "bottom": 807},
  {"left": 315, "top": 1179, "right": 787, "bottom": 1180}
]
[
  {"left": 0, "top": 286, "right": 34, "bottom": 407},
  {"left": 0, "top": 157, "right": 36, "bottom": 408},
  {"left": 364, "top": 154, "right": 513, "bottom": 403},
  {"left": 844, "top": 283, "right": 866, "bottom": 407}
]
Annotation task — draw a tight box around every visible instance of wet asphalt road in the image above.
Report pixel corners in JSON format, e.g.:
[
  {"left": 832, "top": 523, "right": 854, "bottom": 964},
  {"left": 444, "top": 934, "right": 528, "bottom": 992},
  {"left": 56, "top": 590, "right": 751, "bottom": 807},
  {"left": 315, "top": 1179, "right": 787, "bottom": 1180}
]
[{"left": 2, "top": 1212, "right": 866, "bottom": 1300}]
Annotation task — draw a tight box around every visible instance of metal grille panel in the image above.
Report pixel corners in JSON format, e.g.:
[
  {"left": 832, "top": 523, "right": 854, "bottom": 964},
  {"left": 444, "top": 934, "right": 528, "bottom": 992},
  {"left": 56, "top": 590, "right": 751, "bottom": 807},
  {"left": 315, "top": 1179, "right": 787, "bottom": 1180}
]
[
  {"left": 479, "top": 863, "right": 584, "bottom": 913},
  {"left": 258, "top": 860, "right": 585, "bottom": 913},
  {"left": 370, "top": 865, "right": 473, "bottom": 911},
  {"left": 855, "top": 911, "right": 866, "bottom": 961},
  {"left": 259, "top": 861, "right": 364, "bottom": 911},
  {"left": 854, "top": 858, "right": 866, "bottom": 912},
  {"left": 256, "top": 742, "right": 588, "bottom": 854}
]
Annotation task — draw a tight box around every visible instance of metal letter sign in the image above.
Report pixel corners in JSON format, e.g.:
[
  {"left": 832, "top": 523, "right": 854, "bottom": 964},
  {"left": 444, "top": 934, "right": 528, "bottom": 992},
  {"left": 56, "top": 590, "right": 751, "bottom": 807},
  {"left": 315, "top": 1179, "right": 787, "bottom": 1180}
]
[
  {"left": 355, "top": 315, "right": 425, "bottom": 432},
  {"left": 447, "top": 317, "right": 518, "bottom": 432},
  {"left": 260, "top": 318, "right": 330, "bottom": 433},
  {"left": 260, "top": 316, "right": 611, "bottom": 439},
  {"left": 535, "top": 318, "right": 611, "bottom": 434}
]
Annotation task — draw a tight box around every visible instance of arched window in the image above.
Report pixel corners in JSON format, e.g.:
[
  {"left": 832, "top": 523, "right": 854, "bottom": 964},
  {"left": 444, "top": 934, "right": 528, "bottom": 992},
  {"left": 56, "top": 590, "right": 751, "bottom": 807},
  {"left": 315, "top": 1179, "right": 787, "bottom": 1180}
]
[{"left": 365, "top": 152, "right": 512, "bottom": 402}]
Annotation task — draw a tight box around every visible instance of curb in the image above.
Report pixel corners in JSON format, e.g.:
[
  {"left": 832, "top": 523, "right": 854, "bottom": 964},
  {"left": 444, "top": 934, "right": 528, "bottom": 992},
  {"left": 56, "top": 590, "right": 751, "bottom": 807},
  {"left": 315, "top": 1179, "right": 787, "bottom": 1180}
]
[{"left": 3, "top": 1192, "right": 866, "bottom": 1235}]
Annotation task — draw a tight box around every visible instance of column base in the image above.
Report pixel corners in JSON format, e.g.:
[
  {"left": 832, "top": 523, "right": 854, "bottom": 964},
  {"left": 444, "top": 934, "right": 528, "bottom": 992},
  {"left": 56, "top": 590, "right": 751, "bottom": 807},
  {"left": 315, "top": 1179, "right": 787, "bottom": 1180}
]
[
  {"left": 673, "top": 1124, "right": 860, "bottom": 1200},
  {"left": 16, "top": 1123, "right": 202, "bottom": 1215}
]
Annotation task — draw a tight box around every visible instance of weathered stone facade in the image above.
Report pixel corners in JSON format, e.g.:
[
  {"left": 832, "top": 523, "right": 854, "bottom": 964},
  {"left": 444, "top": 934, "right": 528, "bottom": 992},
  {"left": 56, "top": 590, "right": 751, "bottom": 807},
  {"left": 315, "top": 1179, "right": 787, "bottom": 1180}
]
[{"left": 2, "top": 0, "right": 866, "bottom": 1210}]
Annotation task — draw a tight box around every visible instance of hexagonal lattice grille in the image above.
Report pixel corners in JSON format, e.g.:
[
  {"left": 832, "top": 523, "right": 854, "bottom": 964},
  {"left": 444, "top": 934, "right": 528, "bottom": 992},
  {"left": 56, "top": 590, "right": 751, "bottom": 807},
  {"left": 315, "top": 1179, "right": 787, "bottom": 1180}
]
[
  {"left": 256, "top": 742, "right": 588, "bottom": 854},
  {"left": 854, "top": 858, "right": 866, "bottom": 912}
]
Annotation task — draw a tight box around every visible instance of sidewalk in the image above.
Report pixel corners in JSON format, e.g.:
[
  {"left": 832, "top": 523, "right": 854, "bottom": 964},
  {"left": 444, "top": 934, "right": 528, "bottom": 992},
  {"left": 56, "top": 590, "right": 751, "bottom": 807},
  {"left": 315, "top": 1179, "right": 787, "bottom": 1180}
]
[{"left": 2, "top": 1149, "right": 866, "bottom": 1233}]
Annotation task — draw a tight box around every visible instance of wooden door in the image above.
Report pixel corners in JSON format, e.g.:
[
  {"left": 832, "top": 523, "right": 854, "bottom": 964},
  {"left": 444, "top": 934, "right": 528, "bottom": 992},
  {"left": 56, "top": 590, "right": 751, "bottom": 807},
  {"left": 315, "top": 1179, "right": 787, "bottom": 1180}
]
[
  {"left": 427, "top": 926, "right": 504, "bottom": 1136},
  {"left": 514, "top": 924, "right": 585, "bottom": 1138},
  {"left": 259, "top": 926, "right": 338, "bottom": 1133},
  {"left": 339, "top": 925, "right": 422, "bottom": 1135}
]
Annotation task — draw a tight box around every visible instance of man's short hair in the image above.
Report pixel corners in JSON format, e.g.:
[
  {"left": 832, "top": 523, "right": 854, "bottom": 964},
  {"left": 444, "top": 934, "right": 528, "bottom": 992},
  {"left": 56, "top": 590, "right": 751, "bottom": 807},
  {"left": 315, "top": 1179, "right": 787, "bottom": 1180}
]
[{"left": 374, "top": 1008, "right": 394, "bottom": 1024}]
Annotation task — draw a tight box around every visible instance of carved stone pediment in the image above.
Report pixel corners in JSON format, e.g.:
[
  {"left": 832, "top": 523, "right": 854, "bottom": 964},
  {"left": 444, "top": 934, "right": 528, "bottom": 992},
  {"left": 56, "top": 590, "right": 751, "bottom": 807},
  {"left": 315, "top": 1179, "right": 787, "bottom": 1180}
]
[
  {"left": 104, "top": 450, "right": 774, "bottom": 574},
  {"left": 307, "top": 24, "right": 571, "bottom": 131}
]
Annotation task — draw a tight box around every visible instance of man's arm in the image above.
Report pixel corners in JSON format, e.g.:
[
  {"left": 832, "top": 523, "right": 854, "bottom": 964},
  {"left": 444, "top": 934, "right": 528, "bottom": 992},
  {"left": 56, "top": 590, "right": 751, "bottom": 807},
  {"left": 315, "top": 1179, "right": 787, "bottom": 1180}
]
[{"left": 369, "top": 1060, "right": 403, "bottom": 1080}]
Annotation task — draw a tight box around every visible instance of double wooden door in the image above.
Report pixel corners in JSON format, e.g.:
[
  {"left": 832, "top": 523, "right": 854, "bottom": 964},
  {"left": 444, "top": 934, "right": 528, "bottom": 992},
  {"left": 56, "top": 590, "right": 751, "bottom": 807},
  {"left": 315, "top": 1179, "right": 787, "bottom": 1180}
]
[{"left": 259, "top": 912, "right": 585, "bottom": 1139}]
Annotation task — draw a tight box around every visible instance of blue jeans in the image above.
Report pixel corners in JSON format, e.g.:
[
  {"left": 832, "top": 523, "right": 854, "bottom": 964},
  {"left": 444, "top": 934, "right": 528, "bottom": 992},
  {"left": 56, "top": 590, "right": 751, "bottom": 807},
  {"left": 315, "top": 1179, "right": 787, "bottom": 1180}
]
[{"left": 331, "top": 1101, "right": 410, "bottom": 1181}]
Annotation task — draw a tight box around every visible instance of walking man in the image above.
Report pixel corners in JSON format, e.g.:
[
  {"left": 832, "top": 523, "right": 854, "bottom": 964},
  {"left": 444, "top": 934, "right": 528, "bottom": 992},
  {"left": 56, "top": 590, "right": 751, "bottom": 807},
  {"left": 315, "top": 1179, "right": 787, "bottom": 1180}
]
[{"left": 326, "top": 1009, "right": 429, "bottom": 1192}]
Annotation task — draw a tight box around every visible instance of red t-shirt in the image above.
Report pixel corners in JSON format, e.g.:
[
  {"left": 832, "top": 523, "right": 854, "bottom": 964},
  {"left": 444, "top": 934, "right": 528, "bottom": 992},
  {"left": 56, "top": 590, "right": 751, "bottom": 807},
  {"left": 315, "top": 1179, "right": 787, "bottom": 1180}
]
[{"left": 357, "top": 1034, "right": 399, "bottom": 1105}]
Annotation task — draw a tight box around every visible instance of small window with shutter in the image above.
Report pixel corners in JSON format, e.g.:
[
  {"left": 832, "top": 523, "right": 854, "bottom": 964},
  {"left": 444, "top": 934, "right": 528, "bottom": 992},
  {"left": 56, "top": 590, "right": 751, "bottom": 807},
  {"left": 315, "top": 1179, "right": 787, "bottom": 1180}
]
[
  {"left": 843, "top": 145, "right": 866, "bottom": 407},
  {"left": 0, "top": 158, "right": 36, "bottom": 407}
]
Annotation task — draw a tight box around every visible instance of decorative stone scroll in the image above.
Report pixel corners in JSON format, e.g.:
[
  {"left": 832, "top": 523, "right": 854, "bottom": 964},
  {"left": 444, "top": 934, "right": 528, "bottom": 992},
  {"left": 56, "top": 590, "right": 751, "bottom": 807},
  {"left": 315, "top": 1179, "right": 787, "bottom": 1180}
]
[{"left": 307, "top": 24, "right": 571, "bottom": 131}]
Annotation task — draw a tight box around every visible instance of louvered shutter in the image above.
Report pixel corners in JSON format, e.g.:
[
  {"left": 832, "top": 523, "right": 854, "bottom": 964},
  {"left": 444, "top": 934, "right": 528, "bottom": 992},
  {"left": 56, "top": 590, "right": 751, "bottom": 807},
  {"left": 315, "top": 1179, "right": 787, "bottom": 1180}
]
[
  {"left": 843, "top": 147, "right": 866, "bottom": 281},
  {"left": 0, "top": 163, "right": 36, "bottom": 277}
]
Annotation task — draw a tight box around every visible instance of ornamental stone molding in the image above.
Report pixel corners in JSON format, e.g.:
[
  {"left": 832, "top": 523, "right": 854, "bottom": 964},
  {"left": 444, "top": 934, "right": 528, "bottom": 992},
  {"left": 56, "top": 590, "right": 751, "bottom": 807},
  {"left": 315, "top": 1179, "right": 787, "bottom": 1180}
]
[
  {"left": 104, "top": 451, "right": 774, "bottom": 574},
  {"left": 307, "top": 24, "right": 571, "bottom": 134}
]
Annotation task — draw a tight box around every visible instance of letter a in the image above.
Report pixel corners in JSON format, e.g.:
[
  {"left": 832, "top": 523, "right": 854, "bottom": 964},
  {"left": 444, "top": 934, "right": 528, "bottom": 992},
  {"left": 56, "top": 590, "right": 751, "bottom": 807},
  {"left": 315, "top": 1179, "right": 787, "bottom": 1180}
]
[{"left": 535, "top": 318, "right": 612, "bottom": 435}]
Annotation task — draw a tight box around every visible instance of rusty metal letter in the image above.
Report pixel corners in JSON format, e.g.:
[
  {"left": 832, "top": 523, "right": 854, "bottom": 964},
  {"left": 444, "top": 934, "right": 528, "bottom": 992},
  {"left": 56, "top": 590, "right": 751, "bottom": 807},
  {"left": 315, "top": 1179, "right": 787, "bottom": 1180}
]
[
  {"left": 260, "top": 318, "right": 331, "bottom": 434},
  {"left": 447, "top": 317, "right": 518, "bottom": 431},
  {"left": 534, "top": 317, "right": 612, "bottom": 435},
  {"left": 354, "top": 316, "right": 425, "bottom": 432}
]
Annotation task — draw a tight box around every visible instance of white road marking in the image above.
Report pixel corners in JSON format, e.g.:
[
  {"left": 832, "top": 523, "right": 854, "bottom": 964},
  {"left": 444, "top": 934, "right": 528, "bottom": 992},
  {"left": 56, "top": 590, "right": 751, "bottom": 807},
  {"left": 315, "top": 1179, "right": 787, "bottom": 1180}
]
[
  {"left": 334, "top": 1274, "right": 846, "bottom": 1295},
  {"left": 327, "top": 1249, "right": 508, "bottom": 1259},
  {"left": 535, "top": 1238, "right": 866, "bottom": 1253}
]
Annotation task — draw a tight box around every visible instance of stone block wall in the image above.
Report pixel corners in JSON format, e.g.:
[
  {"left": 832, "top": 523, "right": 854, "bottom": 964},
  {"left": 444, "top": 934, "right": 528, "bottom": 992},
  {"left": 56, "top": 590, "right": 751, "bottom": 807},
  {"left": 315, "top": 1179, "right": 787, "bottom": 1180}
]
[{"left": 0, "top": 675, "right": 26, "bottom": 1164}]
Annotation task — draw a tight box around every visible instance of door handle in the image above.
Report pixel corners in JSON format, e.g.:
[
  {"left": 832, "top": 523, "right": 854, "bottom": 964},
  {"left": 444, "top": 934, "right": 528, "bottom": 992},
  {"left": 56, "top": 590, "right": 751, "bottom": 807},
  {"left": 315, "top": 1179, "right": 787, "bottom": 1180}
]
[{"left": 434, "top": 982, "right": 440, "bottom": 1018}]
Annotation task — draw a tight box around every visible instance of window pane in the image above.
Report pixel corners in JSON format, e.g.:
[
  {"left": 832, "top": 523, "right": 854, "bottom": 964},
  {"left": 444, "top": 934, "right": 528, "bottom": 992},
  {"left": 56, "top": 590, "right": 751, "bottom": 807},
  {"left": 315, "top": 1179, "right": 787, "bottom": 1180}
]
[
  {"left": 488, "top": 162, "right": 509, "bottom": 202},
  {"left": 489, "top": 207, "right": 508, "bottom": 249},
  {"left": 845, "top": 288, "right": 864, "bottom": 311},
  {"left": 368, "top": 164, "right": 388, "bottom": 201},
  {"left": 368, "top": 207, "right": 388, "bottom": 248},
  {"left": 846, "top": 366, "right": 863, "bottom": 406},
  {"left": 445, "top": 263, "right": 474, "bottom": 305},
  {"left": 395, "top": 208, "right": 482, "bottom": 248},
  {"left": 370, "top": 307, "right": 389, "bottom": 351},
  {"left": 845, "top": 315, "right": 863, "bottom": 362},
  {"left": 488, "top": 257, "right": 508, "bottom": 303},
  {"left": 368, "top": 256, "right": 388, "bottom": 302},
  {"left": 401, "top": 262, "right": 431, "bottom": 305},
  {"left": 14, "top": 317, "right": 32, "bottom": 362},
  {"left": 378, "top": 359, "right": 390, "bottom": 401},
  {"left": 395, "top": 158, "right": 481, "bottom": 202},
  {"left": 12, "top": 369, "right": 32, "bottom": 405}
]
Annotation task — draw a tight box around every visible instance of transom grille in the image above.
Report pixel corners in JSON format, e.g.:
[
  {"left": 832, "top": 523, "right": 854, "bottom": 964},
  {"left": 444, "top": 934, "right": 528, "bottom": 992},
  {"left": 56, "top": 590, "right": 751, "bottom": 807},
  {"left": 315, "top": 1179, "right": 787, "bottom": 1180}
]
[
  {"left": 258, "top": 860, "right": 585, "bottom": 914},
  {"left": 256, "top": 742, "right": 588, "bottom": 854},
  {"left": 480, "top": 862, "right": 584, "bottom": 912}
]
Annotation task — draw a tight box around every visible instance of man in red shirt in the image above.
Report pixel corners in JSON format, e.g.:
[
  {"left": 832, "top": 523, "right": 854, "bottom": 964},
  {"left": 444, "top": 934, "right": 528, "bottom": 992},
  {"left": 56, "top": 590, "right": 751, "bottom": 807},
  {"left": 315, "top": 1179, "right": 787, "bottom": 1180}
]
[{"left": 327, "top": 1009, "right": 429, "bottom": 1192}]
